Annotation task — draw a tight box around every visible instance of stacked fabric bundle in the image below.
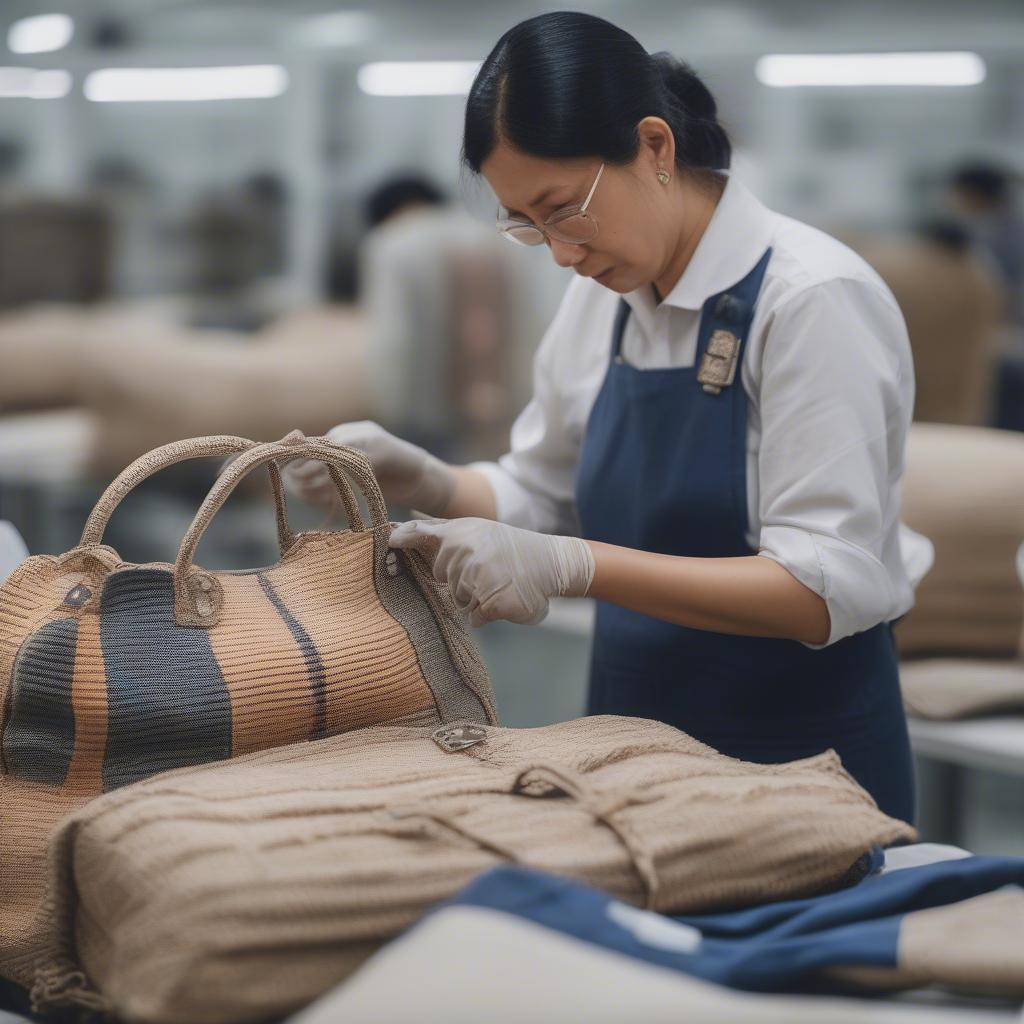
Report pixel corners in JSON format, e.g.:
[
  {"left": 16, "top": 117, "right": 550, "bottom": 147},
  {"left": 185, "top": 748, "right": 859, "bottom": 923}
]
[
  {"left": 896, "top": 423, "right": 1024, "bottom": 722},
  {"left": 300, "top": 850, "right": 1024, "bottom": 1023},
  {"left": 900, "top": 659, "right": 1024, "bottom": 719},
  {"left": 448, "top": 856, "right": 1024, "bottom": 995},
  {"left": 30, "top": 715, "right": 913, "bottom": 1024},
  {"left": 896, "top": 423, "right": 1024, "bottom": 660}
]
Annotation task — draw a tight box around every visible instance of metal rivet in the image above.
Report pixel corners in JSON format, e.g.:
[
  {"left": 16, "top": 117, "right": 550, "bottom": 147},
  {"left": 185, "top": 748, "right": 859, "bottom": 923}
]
[
  {"left": 64, "top": 584, "right": 92, "bottom": 607},
  {"left": 431, "top": 724, "right": 488, "bottom": 752}
]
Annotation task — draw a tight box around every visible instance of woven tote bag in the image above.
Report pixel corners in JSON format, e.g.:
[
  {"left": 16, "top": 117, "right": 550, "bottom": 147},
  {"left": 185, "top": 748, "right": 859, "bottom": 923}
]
[{"left": 0, "top": 430, "right": 496, "bottom": 987}]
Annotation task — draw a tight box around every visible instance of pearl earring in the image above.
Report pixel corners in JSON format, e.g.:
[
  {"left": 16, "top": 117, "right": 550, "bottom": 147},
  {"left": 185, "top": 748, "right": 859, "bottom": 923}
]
[{"left": 656, "top": 166, "right": 671, "bottom": 185}]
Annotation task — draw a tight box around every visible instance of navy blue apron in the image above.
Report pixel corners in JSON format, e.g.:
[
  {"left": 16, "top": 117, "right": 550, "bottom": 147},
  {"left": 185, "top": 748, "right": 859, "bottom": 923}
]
[{"left": 575, "top": 250, "right": 916, "bottom": 824}]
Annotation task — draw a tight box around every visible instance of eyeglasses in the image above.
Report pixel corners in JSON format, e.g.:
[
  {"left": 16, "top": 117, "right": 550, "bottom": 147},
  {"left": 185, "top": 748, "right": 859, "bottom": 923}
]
[{"left": 496, "top": 163, "right": 604, "bottom": 247}]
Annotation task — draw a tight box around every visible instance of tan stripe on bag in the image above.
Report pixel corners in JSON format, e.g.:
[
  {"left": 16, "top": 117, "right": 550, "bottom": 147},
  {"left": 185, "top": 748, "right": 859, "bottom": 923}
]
[
  {"left": 266, "top": 534, "right": 436, "bottom": 734},
  {"left": 208, "top": 573, "right": 319, "bottom": 757}
]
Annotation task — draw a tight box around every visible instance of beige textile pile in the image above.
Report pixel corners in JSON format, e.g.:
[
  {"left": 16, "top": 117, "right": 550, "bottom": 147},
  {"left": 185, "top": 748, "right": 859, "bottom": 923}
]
[
  {"left": 900, "top": 658, "right": 1024, "bottom": 719},
  {"left": 32, "top": 715, "right": 915, "bottom": 1024},
  {"left": 858, "top": 237, "right": 1001, "bottom": 427},
  {"left": 0, "top": 303, "right": 369, "bottom": 473},
  {"left": 895, "top": 423, "right": 1024, "bottom": 659}
]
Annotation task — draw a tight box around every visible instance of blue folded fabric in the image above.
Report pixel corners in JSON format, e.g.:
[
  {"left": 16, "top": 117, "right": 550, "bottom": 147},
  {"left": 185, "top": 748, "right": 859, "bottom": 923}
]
[{"left": 444, "top": 855, "right": 1024, "bottom": 994}]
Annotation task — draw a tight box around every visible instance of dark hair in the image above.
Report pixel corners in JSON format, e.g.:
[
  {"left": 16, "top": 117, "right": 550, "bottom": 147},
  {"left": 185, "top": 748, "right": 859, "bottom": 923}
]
[
  {"left": 915, "top": 217, "right": 972, "bottom": 255},
  {"left": 242, "top": 171, "right": 287, "bottom": 207},
  {"left": 950, "top": 161, "right": 1012, "bottom": 205},
  {"left": 365, "top": 175, "right": 446, "bottom": 228},
  {"left": 462, "top": 12, "right": 730, "bottom": 175}
]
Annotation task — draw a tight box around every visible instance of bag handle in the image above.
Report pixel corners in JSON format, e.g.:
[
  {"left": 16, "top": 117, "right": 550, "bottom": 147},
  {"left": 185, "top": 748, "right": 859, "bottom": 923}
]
[
  {"left": 173, "top": 433, "right": 388, "bottom": 627},
  {"left": 79, "top": 435, "right": 291, "bottom": 551},
  {"left": 77, "top": 434, "right": 363, "bottom": 555}
]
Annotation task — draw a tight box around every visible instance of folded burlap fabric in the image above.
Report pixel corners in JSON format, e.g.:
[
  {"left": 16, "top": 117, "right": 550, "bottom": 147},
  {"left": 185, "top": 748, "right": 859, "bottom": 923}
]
[
  {"left": 896, "top": 423, "right": 1024, "bottom": 659},
  {"left": 900, "top": 659, "right": 1024, "bottom": 719},
  {"left": 31, "top": 715, "right": 914, "bottom": 1024}
]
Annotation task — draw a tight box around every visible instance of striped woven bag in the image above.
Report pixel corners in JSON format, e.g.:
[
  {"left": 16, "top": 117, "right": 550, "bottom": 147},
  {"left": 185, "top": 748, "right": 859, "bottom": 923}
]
[{"left": 0, "top": 430, "right": 497, "bottom": 988}]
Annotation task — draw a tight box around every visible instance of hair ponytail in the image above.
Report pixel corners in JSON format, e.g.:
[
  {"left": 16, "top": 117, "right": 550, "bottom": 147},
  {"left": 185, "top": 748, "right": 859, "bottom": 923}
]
[{"left": 649, "top": 51, "right": 731, "bottom": 170}]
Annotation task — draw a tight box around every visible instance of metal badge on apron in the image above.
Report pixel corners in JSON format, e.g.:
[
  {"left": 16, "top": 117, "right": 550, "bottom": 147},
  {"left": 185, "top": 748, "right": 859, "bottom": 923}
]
[{"left": 696, "top": 329, "right": 740, "bottom": 395}]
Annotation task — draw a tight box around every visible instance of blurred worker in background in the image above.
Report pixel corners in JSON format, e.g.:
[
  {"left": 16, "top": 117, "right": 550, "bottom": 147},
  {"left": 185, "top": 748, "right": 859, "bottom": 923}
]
[
  {"left": 358, "top": 173, "right": 531, "bottom": 461},
  {"left": 948, "top": 160, "right": 1024, "bottom": 326}
]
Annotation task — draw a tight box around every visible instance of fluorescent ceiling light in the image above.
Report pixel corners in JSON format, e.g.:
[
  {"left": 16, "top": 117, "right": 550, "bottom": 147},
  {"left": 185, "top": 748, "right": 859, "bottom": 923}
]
[
  {"left": 0, "top": 66, "right": 71, "bottom": 98},
  {"left": 7, "top": 13, "right": 74, "bottom": 54},
  {"left": 358, "top": 61, "right": 480, "bottom": 96},
  {"left": 84, "top": 64, "right": 288, "bottom": 103},
  {"left": 295, "top": 11, "right": 373, "bottom": 48},
  {"left": 29, "top": 68, "right": 71, "bottom": 98},
  {"left": 756, "top": 52, "right": 985, "bottom": 88}
]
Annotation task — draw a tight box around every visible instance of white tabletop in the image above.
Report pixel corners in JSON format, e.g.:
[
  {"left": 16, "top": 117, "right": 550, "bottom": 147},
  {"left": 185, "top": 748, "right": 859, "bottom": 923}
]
[
  {"left": 907, "top": 716, "right": 1024, "bottom": 776},
  {"left": 0, "top": 522, "right": 28, "bottom": 585},
  {"left": 0, "top": 409, "right": 95, "bottom": 485}
]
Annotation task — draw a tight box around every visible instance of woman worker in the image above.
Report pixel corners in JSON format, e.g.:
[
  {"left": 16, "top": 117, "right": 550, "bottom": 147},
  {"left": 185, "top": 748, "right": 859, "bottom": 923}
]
[{"left": 290, "top": 12, "right": 930, "bottom": 823}]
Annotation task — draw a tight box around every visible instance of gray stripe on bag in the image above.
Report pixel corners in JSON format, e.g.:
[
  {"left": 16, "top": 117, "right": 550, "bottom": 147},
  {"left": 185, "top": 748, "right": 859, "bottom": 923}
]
[
  {"left": 2, "top": 618, "right": 78, "bottom": 784},
  {"left": 257, "top": 573, "right": 327, "bottom": 740},
  {"left": 101, "top": 568, "right": 232, "bottom": 791},
  {"left": 371, "top": 536, "right": 491, "bottom": 725}
]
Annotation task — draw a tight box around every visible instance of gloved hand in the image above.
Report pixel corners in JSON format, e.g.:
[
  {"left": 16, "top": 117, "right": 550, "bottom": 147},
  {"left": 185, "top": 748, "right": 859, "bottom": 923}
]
[
  {"left": 284, "top": 421, "right": 456, "bottom": 515},
  {"left": 389, "top": 517, "right": 595, "bottom": 627}
]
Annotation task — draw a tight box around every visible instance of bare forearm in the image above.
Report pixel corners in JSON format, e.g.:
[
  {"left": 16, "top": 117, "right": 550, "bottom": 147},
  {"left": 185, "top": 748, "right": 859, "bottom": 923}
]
[
  {"left": 443, "top": 467, "right": 498, "bottom": 520},
  {"left": 586, "top": 542, "right": 831, "bottom": 645}
]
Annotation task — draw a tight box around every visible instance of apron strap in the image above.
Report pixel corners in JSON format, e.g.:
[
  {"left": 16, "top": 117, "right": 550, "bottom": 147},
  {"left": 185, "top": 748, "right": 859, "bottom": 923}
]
[{"left": 610, "top": 297, "right": 632, "bottom": 362}]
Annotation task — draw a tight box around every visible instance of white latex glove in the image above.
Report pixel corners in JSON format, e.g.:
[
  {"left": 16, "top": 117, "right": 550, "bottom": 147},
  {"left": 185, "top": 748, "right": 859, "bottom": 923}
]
[
  {"left": 285, "top": 421, "right": 455, "bottom": 515},
  {"left": 389, "top": 517, "right": 595, "bottom": 627}
]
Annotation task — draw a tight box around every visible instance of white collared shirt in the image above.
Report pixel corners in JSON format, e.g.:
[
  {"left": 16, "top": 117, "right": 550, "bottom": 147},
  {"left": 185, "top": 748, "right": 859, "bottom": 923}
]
[{"left": 474, "top": 174, "right": 934, "bottom": 648}]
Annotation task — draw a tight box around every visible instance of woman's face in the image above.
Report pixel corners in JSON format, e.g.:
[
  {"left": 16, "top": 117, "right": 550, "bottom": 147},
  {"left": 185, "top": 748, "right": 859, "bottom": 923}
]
[{"left": 481, "top": 140, "right": 681, "bottom": 295}]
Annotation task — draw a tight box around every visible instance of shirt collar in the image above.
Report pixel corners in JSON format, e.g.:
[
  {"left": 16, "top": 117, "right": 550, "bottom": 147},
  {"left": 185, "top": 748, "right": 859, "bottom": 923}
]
[{"left": 624, "top": 174, "right": 775, "bottom": 315}]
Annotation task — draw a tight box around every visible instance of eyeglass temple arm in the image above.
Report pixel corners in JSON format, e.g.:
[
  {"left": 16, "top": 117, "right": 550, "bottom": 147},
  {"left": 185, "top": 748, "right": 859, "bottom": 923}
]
[{"left": 581, "top": 163, "right": 605, "bottom": 213}]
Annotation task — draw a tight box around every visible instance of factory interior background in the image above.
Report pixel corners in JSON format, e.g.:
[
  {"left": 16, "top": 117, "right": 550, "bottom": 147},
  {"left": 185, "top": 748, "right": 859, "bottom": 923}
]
[{"left": 0, "top": 0, "right": 1023, "bottom": 903}]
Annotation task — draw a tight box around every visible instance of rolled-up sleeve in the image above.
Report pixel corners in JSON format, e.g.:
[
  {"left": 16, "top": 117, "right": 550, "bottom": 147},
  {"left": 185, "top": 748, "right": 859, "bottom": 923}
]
[
  {"left": 471, "top": 281, "right": 591, "bottom": 536},
  {"left": 755, "top": 277, "right": 916, "bottom": 647},
  {"left": 471, "top": 376, "right": 579, "bottom": 535}
]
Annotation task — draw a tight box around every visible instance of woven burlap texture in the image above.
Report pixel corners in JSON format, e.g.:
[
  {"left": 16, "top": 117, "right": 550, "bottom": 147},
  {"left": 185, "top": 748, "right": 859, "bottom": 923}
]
[
  {"left": 895, "top": 423, "right": 1024, "bottom": 659},
  {"left": 900, "top": 658, "right": 1024, "bottom": 720},
  {"left": 31, "top": 715, "right": 914, "bottom": 1024}
]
